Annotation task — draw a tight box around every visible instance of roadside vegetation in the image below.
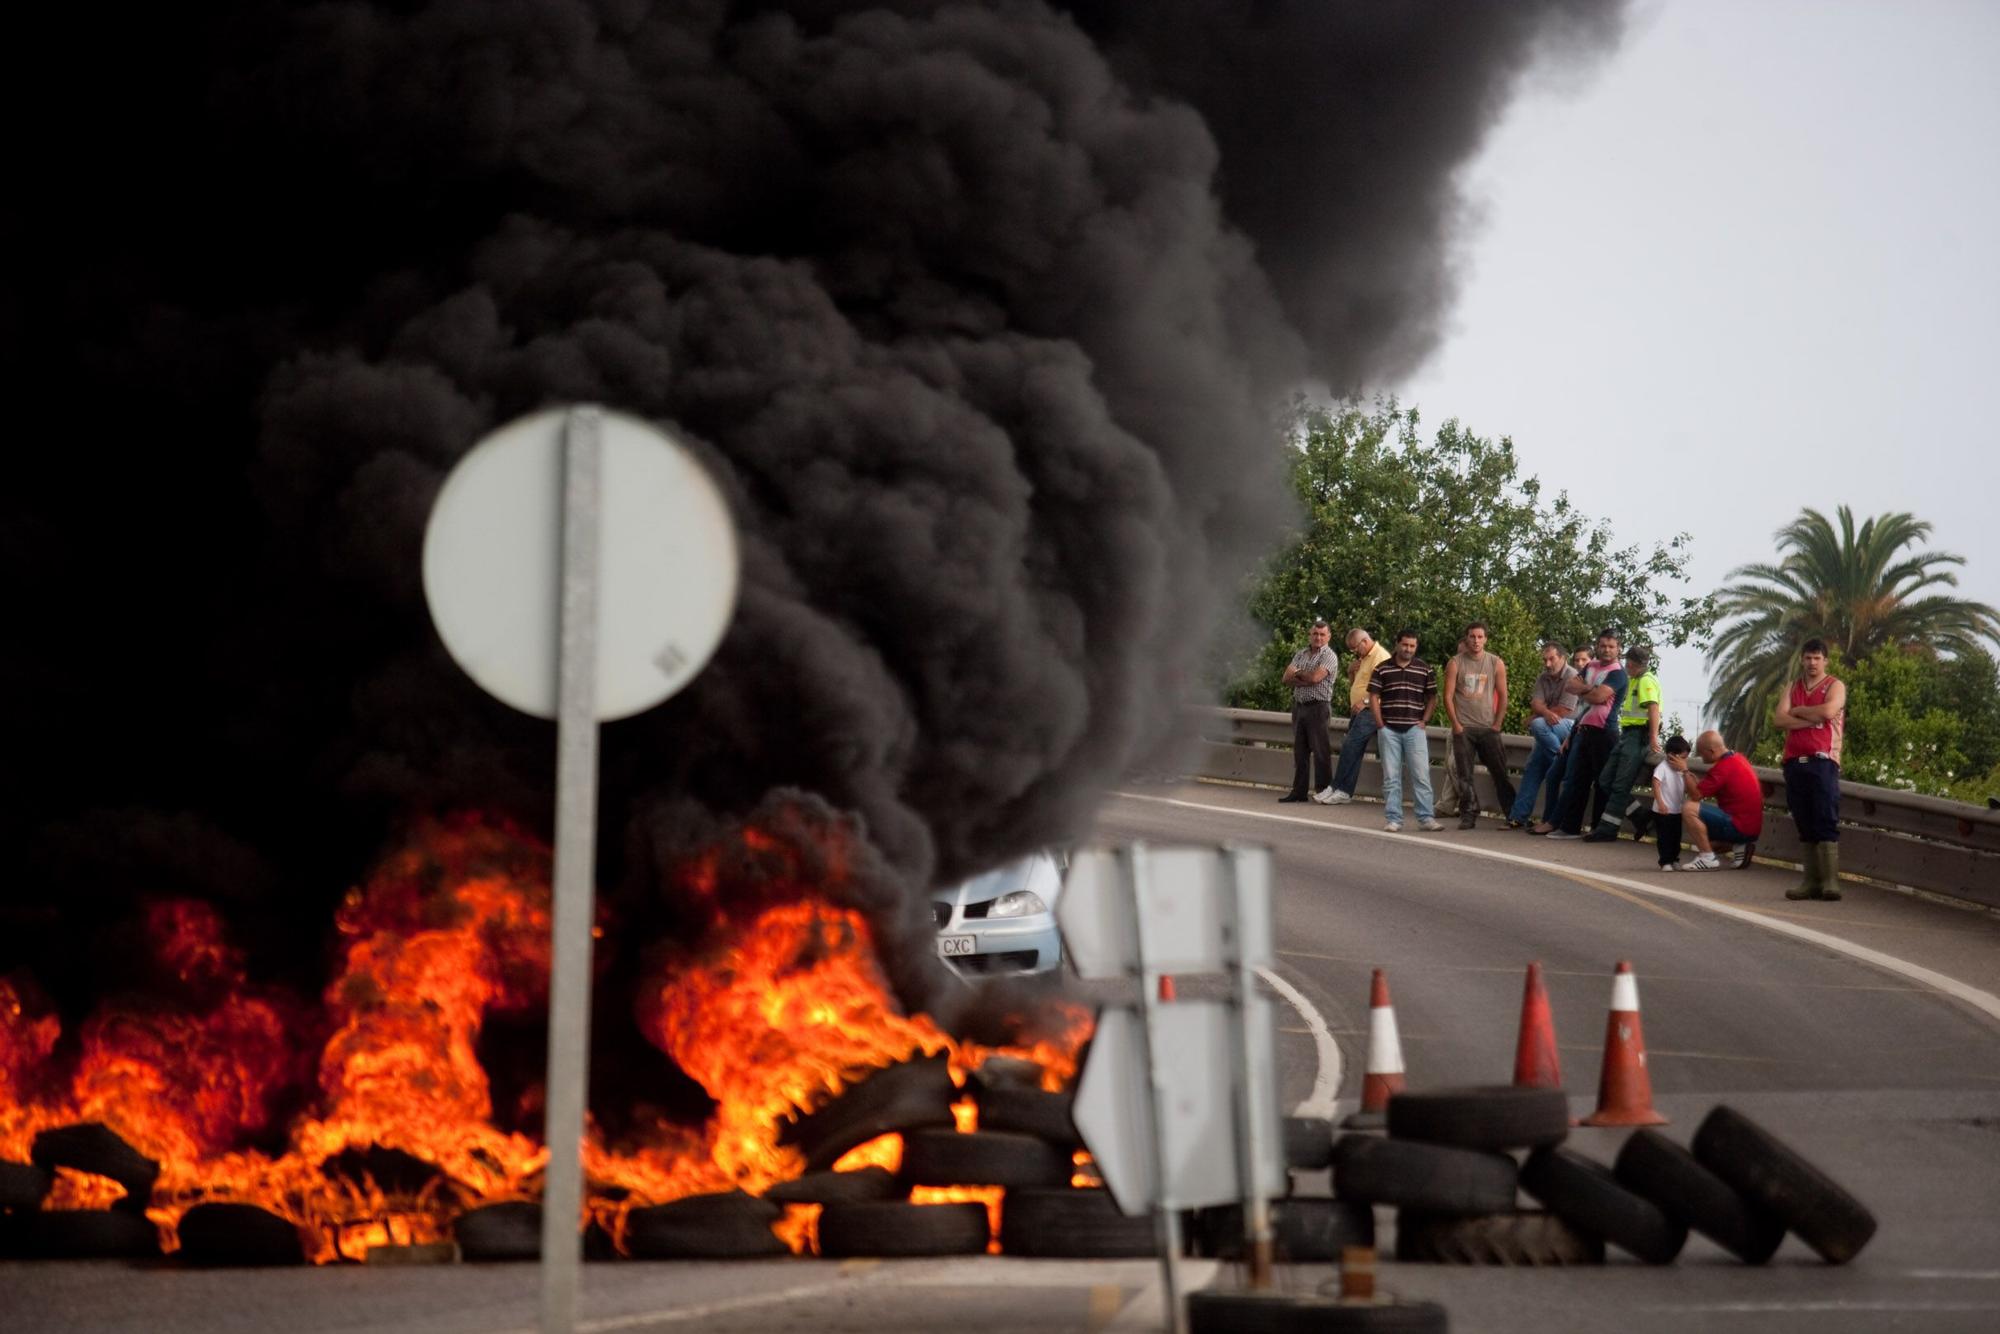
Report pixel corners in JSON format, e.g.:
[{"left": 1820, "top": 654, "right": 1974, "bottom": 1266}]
[
  {"left": 1223, "top": 399, "right": 1711, "bottom": 729},
  {"left": 1228, "top": 405, "right": 2000, "bottom": 803}
]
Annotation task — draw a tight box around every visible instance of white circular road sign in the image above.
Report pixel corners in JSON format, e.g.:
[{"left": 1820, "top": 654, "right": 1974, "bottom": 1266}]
[{"left": 422, "top": 407, "right": 739, "bottom": 721}]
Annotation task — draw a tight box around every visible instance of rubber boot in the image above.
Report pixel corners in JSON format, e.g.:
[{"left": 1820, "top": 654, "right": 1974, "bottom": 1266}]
[
  {"left": 1785, "top": 843, "right": 1822, "bottom": 901},
  {"left": 1818, "top": 842, "right": 1842, "bottom": 901}
]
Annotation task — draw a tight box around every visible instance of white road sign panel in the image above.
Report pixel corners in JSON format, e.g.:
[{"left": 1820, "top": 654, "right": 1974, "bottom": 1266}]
[{"left": 422, "top": 407, "right": 739, "bottom": 721}]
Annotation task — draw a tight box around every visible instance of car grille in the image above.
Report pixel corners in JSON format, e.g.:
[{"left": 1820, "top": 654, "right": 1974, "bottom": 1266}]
[
  {"left": 947, "top": 950, "right": 1040, "bottom": 975},
  {"left": 931, "top": 902, "right": 952, "bottom": 929}
]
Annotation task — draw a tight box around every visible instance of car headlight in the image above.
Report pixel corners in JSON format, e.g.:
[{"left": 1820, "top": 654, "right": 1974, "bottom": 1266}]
[{"left": 987, "top": 890, "right": 1047, "bottom": 918}]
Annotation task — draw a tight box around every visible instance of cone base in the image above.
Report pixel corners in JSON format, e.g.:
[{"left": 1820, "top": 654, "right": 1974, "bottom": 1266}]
[
  {"left": 1580, "top": 1107, "right": 1668, "bottom": 1127},
  {"left": 1340, "top": 1109, "right": 1386, "bottom": 1130}
]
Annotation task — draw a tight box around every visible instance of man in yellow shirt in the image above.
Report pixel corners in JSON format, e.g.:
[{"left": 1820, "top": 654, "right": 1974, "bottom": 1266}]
[{"left": 1319, "top": 627, "right": 1392, "bottom": 805}]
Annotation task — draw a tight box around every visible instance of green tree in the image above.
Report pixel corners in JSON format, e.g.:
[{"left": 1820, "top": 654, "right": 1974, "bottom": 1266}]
[
  {"left": 1707, "top": 507, "right": 2000, "bottom": 750},
  {"left": 1227, "top": 400, "right": 1711, "bottom": 726},
  {"left": 1748, "top": 644, "right": 2000, "bottom": 802}
]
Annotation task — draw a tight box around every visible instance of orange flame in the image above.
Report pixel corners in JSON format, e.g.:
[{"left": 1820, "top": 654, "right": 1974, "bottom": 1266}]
[{"left": 0, "top": 812, "right": 1093, "bottom": 1262}]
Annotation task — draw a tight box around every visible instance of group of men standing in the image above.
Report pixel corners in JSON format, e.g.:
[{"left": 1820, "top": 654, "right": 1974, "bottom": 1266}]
[{"left": 1280, "top": 620, "right": 1847, "bottom": 900}]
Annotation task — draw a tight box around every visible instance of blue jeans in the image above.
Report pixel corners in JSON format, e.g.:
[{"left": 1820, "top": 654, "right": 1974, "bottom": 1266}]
[
  {"left": 1509, "top": 716, "right": 1574, "bottom": 822},
  {"left": 1332, "top": 709, "right": 1380, "bottom": 796},
  {"left": 1377, "top": 724, "right": 1434, "bottom": 825}
]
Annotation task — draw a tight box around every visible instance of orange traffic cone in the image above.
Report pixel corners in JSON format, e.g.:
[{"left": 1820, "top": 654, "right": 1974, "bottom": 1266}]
[
  {"left": 1158, "top": 974, "right": 1177, "bottom": 1002},
  {"left": 1581, "top": 960, "right": 1668, "bottom": 1127},
  {"left": 1512, "top": 962, "right": 1563, "bottom": 1090},
  {"left": 1341, "top": 969, "right": 1406, "bottom": 1129}
]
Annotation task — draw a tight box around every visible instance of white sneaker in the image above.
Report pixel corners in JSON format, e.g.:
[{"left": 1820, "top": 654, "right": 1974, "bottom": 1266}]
[
  {"left": 1684, "top": 852, "right": 1722, "bottom": 871},
  {"left": 1384, "top": 820, "right": 1403, "bottom": 833},
  {"left": 1326, "top": 789, "right": 1353, "bottom": 805},
  {"left": 1418, "top": 819, "right": 1446, "bottom": 832},
  {"left": 1311, "top": 787, "right": 1336, "bottom": 805}
]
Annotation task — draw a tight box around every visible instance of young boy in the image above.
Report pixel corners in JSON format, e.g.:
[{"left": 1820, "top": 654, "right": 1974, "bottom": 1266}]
[{"left": 1653, "top": 735, "right": 1692, "bottom": 870}]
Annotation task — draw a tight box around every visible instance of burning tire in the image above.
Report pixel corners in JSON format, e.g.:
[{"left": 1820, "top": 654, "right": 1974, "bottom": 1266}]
[
  {"left": 1692, "top": 1105, "right": 1876, "bottom": 1264},
  {"left": 625, "top": 1190, "right": 790, "bottom": 1260},
  {"left": 11, "top": 1208, "right": 161, "bottom": 1259},
  {"left": 899, "top": 1130, "right": 1070, "bottom": 1189},
  {"left": 1387, "top": 1086, "right": 1569, "bottom": 1152},
  {"left": 1199, "top": 1197, "right": 1374, "bottom": 1263},
  {"left": 454, "top": 1201, "right": 542, "bottom": 1262},
  {"left": 1519, "top": 1148, "right": 1686, "bottom": 1265},
  {"left": 1394, "top": 1209, "right": 1604, "bottom": 1266},
  {"left": 1332, "top": 1134, "right": 1518, "bottom": 1215},
  {"left": 780, "top": 1056, "right": 958, "bottom": 1173},
  {"left": 177, "top": 1203, "right": 306, "bottom": 1267},
  {"left": 971, "top": 1085, "right": 1077, "bottom": 1146},
  {"left": 999, "top": 1188, "right": 1155, "bottom": 1258},
  {"left": 1186, "top": 1290, "right": 1448, "bottom": 1333},
  {"left": 972, "top": 1056, "right": 1045, "bottom": 1089},
  {"left": 764, "top": 1166, "right": 899, "bottom": 1205},
  {"left": 1615, "top": 1128, "right": 1784, "bottom": 1265},
  {"left": 816, "top": 1201, "right": 990, "bottom": 1258},
  {"left": 0, "top": 1160, "right": 53, "bottom": 1210},
  {"left": 31, "top": 1123, "right": 160, "bottom": 1209},
  {"left": 1282, "top": 1117, "right": 1335, "bottom": 1171}
]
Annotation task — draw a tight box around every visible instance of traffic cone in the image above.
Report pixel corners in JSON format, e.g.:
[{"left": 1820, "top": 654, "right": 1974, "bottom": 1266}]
[
  {"left": 1158, "top": 974, "right": 1177, "bottom": 1002},
  {"left": 1512, "top": 962, "right": 1563, "bottom": 1090},
  {"left": 1341, "top": 969, "right": 1406, "bottom": 1129},
  {"left": 1580, "top": 960, "right": 1668, "bottom": 1127}
]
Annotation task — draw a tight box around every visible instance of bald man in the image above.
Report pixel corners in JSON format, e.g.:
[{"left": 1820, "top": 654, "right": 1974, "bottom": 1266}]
[{"left": 1675, "top": 730, "right": 1766, "bottom": 871}]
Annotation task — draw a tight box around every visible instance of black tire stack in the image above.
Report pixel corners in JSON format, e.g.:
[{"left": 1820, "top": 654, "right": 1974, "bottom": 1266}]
[
  {"left": 1335, "top": 1086, "right": 1603, "bottom": 1267},
  {"left": 760, "top": 1054, "right": 1164, "bottom": 1260},
  {"left": 1327, "top": 1087, "right": 1874, "bottom": 1269}
]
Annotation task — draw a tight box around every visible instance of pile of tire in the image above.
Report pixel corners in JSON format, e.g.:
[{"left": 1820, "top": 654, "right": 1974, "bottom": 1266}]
[
  {"left": 619, "top": 1054, "right": 1153, "bottom": 1260},
  {"left": 1329, "top": 1088, "right": 1875, "bottom": 1268}
]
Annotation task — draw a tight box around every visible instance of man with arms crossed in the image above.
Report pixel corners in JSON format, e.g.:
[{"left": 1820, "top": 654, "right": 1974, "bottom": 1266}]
[
  {"left": 1321, "top": 627, "right": 1392, "bottom": 805},
  {"left": 1675, "top": 730, "right": 1765, "bottom": 871},
  {"left": 1279, "top": 619, "right": 1340, "bottom": 804},
  {"left": 1536, "top": 629, "right": 1627, "bottom": 839},
  {"left": 1444, "top": 622, "right": 1516, "bottom": 829},
  {"left": 1774, "top": 638, "right": 1847, "bottom": 899},
  {"left": 1582, "top": 645, "right": 1663, "bottom": 843},
  {"left": 1370, "top": 629, "right": 1444, "bottom": 833},
  {"left": 1508, "top": 643, "right": 1578, "bottom": 829}
]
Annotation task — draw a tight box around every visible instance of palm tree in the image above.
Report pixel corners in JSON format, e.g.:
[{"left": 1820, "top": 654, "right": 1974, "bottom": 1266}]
[{"left": 1706, "top": 506, "right": 2000, "bottom": 749}]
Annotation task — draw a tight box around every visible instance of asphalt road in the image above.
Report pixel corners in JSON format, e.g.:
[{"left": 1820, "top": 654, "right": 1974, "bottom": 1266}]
[{"left": 6, "top": 779, "right": 1999, "bottom": 1334}]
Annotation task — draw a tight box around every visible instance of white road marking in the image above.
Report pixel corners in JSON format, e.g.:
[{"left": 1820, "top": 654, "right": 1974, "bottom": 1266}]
[
  {"left": 1113, "top": 792, "right": 2000, "bottom": 1028},
  {"left": 1907, "top": 1269, "right": 2000, "bottom": 1280},
  {"left": 497, "top": 1271, "right": 878, "bottom": 1333},
  {"left": 1256, "top": 964, "right": 1343, "bottom": 1118}
]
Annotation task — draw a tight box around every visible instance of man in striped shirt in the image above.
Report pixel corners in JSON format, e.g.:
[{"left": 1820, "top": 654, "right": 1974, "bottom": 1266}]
[{"left": 1368, "top": 629, "right": 1443, "bottom": 833}]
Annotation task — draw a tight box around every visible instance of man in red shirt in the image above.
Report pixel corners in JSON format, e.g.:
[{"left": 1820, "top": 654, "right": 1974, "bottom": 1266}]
[
  {"left": 1774, "top": 638, "right": 1847, "bottom": 900},
  {"left": 1674, "top": 730, "right": 1765, "bottom": 872}
]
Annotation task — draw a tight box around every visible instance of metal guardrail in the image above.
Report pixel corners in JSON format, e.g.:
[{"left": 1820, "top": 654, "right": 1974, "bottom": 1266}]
[{"left": 1190, "top": 707, "right": 2000, "bottom": 913}]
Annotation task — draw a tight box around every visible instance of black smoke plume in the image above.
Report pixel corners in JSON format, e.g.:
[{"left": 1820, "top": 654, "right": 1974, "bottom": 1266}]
[{"left": 2, "top": 2, "right": 1623, "bottom": 1028}]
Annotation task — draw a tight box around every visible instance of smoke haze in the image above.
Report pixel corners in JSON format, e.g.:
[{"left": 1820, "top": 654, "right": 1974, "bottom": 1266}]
[{"left": 1, "top": 1, "right": 1623, "bottom": 1019}]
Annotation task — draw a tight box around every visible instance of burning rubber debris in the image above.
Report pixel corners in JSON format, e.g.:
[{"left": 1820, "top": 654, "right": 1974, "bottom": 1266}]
[{"left": 1, "top": 813, "right": 1093, "bottom": 1263}]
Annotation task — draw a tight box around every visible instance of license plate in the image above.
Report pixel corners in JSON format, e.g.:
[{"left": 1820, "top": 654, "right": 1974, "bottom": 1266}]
[{"left": 937, "top": 934, "right": 976, "bottom": 958}]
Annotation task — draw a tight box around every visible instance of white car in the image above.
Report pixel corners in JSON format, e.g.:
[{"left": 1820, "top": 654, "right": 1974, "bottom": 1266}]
[{"left": 930, "top": 851, "right": 1066, "bottom": 976}]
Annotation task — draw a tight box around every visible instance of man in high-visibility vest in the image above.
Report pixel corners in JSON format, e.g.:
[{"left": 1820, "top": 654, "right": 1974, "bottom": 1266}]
[{"left": 1582, "top": 645, "right": 1662, "bottom": 842}]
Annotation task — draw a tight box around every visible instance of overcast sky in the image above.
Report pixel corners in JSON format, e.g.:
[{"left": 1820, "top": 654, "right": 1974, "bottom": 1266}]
[{"left": 1386, "top": 0, "right": 2000, "bottom": 728}]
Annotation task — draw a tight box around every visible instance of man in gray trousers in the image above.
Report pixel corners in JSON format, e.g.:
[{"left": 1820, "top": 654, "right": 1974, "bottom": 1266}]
[{"left": 1280, "top": 618, "right": 1339, "bottom": 803}]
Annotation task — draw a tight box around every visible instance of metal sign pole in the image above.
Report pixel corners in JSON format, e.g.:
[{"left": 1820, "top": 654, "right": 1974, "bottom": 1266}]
[
  {"left": 539, "top": 406, "right": 603, "bottom": 1333},
  {"left": 1221, "top": 848, "right": 1275, "bottom": 1289},
  {"left": 1125, "top": 844, "right": 1188, "bottom": 1334}
]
